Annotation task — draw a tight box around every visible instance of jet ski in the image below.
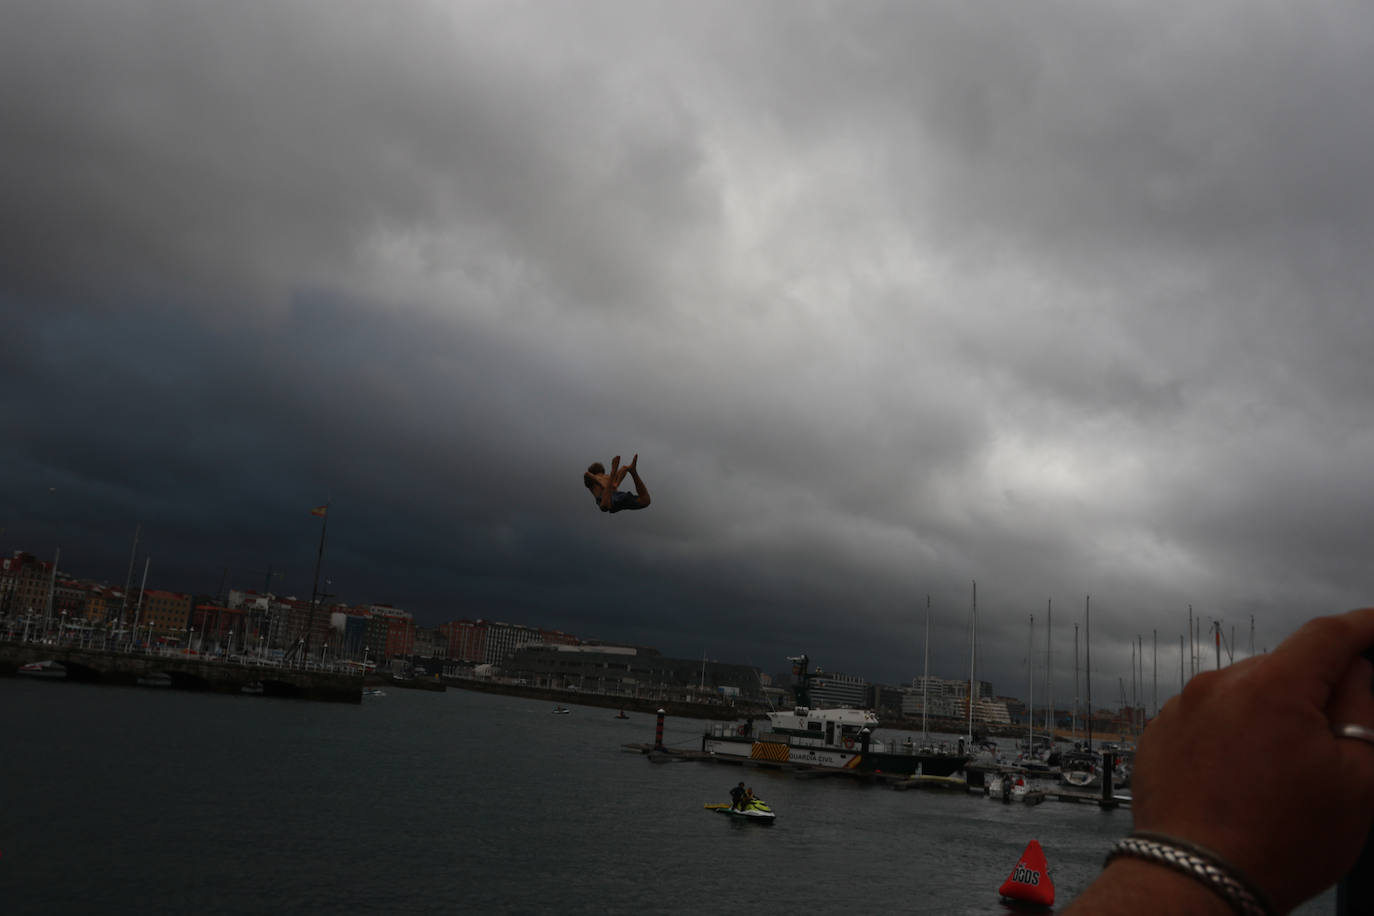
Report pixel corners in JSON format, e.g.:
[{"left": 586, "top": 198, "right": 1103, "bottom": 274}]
[{"left": 704, "top": 798, "right": 776, "bottom": 823}]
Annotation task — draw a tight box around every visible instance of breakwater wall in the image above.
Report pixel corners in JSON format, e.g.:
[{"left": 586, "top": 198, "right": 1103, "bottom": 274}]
[{"left": 441, "top": 676, "right": 767, "bottom": 721}]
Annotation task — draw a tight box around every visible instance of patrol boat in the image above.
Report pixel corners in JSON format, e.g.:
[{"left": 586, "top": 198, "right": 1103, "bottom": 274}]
[{"left": 700, "top": 655, "right": 972, "bottom": 777}]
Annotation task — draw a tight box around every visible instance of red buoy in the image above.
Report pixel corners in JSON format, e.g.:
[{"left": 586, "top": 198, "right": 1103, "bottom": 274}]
[{"left": 998, "top": 839, "right": 1054, "bottom": 907}]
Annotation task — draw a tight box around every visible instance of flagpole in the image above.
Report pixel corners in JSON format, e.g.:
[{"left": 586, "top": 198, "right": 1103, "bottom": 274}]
[{"left": 305, "top": 503, "right": 330, "bottom": 662}]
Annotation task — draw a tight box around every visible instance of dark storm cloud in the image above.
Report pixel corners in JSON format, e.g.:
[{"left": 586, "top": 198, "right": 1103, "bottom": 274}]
[{"left": 5, "top": 1, "right": 1374, "bottom": 701}]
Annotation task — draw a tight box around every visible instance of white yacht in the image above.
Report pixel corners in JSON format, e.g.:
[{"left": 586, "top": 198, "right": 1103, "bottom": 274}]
[{"left": 701, "top": 655, "right": 972, "bottom": 777}]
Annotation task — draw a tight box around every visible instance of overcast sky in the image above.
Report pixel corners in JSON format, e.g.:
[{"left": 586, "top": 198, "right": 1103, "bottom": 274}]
[{"left": 5, "top": 1, "right": 1374, "bottom": 708}]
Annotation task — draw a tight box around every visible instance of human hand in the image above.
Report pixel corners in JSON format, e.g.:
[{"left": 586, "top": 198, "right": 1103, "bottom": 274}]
[{"left": 1130, "top": 609, "right": 1374, "bottom": 913}]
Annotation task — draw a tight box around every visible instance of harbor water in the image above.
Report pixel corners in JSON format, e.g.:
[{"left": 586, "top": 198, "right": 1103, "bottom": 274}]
[{"left": 1, "top": 680, "right": 1335, "bottom": 915}]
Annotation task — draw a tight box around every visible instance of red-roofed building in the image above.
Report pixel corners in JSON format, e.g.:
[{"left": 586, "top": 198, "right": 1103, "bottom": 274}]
[
  {"left": 377, "top": 607, "right": 415, "bottom": 660},
  {"left": 137, "top": 589, "right": 194, "bottom": 643},
  {"left": 77, "top": 583, "right": 119, "bottom": 623},
  {"left": 539, "top": 628, "right": 578, "bottom": 648},
  {"left": 0, "top": 552, "right": 53, "bottom": 618},
  {"left": 279, "top": 596, "right": 336, "bottom": 653},
  {"left": 440, "top": 619, "right": 487, "bottom": 663},
  {"left": 191, "top": 603, "right": 248, "bottom": 651}
]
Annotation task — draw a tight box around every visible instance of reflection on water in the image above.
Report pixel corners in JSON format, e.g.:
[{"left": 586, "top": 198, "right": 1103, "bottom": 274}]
[{"left": 0, "top": 681, "right": 1333, "bottom": 915}]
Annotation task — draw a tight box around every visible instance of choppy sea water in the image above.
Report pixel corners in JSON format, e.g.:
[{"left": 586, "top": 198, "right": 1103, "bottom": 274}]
[{"left": 0, "top": 680, "right": 1335, "bottom": 915}]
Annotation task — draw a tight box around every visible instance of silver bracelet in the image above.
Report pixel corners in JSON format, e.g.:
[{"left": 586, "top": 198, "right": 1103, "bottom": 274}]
[{"left": 1104, "top": 832, "right": 1277, "bottom": 916}]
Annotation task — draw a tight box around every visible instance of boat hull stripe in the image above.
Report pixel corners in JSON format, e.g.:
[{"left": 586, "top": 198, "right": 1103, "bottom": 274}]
[{"left": 749, "top": 742, "right": 790, "bottom": 762}]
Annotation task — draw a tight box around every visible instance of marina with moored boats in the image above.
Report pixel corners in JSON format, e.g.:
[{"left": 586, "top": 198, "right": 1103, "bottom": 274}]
[{"left": 625, "top": 653, "right": 1134, "bottom": 810}]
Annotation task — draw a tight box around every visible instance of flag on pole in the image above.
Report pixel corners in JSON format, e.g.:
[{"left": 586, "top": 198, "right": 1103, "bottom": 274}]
[{"left": 311, "top": 505, "right": 328, "bottom": 517}]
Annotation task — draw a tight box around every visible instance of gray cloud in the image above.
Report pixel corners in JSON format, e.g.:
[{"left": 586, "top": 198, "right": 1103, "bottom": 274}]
[{"left": 5, "top": 1, "right": 1374, "bottom": 702}]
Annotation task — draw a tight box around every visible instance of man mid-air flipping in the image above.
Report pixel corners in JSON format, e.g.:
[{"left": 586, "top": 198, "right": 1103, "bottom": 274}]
[{"left": 584, "top": 454, "right": 651, "bottom": 514}]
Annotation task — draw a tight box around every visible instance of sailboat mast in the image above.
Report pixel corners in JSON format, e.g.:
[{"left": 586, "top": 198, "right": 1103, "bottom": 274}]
[
  {"left": 119, "top": 522, "right": 141, "bottom": 627},
  {"left": 1130, "top": 639, "right": 1137, "bottom": 734},
  {"left": 1027, "top": 613, "right": 1034, "bottom": 755},
  {"left": 1188, "top": 605, "right": 1194, "bottom": 679},
  {"left": 1085, "top": 595, "right": 1093, "bottom": 752},
  {"left": 1138, "top": 634, "right": 1145, "bottom": 734},
  {"left": 967, "top": 581, "right": 977, "bottom": 744},
  {"left": 1073, "top": 622, "right": 1080, "bottom": 741},
  {"left": 1045, "top": 599, "right": 1053, "bottom": 737},
  {"left": 131, "top": 557, "right": 150, "bottom": 645},
  {"left": 922, "top": 594, "right": 930, "bottom": 739},
  {"left": 305, "top": 503, "right": 330, "bottom": 657}
]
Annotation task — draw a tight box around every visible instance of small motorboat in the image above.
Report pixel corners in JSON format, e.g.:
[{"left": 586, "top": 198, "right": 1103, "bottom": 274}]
[
  {"left": 17, "top": 660, "right": 66, "bottom": 679},
  {"left": 1011, "top": 777, "right": 1046, "bottom": 805},
  {"left": 553, "top": 706, "right": 571, "bottom": 715},
  {"left": 1059, "top": 750, "right": 1102, "bottom": 789},
  {"left": 704, "top": 799, "right": 776, "bottom": 824},
  {"left": 615, "top": 710, "right": 630, "bottom": 719}
]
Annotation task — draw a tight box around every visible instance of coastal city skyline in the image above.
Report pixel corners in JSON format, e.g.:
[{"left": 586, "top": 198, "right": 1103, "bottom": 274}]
[
  {"left": 6, "top": 3, "right": 1373, "bottom": 711},
  {"left": 1, "top": 538, "right": 1228, "bottom": 719}
]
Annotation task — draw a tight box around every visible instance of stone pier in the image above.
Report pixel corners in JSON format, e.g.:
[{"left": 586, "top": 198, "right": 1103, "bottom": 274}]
[{"left": 0, "top": 643, "right": 363, "bottom": 703}]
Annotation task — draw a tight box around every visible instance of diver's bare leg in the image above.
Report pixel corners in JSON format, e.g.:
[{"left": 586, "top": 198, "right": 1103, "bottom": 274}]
[
  {"left": 598, "top": 459, "right": 618, "bottom": 511},
  {"left": 626, "top": 461, "right": 650, "bottom": 508}
]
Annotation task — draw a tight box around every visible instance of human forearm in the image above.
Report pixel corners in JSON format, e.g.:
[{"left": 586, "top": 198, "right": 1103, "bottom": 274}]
[
  {"left": 1113, "top": 609, "right": 1374, "bottom": 912},
  {"left": 1062, "top": 858, "right": 1232, "bottom": 916}
]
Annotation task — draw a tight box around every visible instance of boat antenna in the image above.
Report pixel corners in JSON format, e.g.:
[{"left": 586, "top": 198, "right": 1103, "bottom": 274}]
[{"left": 788, "top": 655, "right": 811, "bottom": 708}]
